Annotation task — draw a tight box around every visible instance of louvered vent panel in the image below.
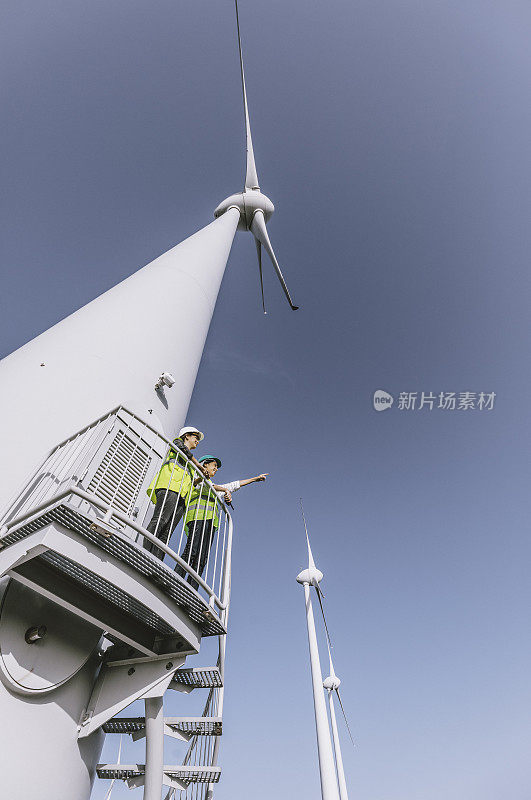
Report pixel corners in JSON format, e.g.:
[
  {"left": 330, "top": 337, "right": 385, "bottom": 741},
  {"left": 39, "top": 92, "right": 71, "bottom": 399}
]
[{"left": 87, "top": 430, "right": 152, "bottom": 516}]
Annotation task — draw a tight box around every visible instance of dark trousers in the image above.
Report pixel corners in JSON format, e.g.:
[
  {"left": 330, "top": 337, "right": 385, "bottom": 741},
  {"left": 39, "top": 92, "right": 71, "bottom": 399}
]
[
  {"left": 175, "top": 519, "right": 215, "bottom": 590},
  {"left": 144, "top": 489, "right": 185, "bottom": 560}
]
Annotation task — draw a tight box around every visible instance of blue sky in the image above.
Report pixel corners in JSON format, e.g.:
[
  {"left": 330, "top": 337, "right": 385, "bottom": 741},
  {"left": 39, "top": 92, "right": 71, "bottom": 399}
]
[{"left": 2, "top": 1, "right": 531, "bottom": 798}]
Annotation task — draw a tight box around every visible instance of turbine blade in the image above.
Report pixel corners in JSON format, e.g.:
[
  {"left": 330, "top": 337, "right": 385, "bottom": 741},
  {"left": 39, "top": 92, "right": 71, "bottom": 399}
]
[
  {"left": 336, "top": 688, "right": 356, "bottom": 747},
  {"left": 326, "top": 637, "right": 337, "bottom": 679},
  {"left": 104, "top": 735, "right": 123, "bottom": 800},
  {"left": 315, "top": 583, "right": 334, "bottom": 649},
  {"left": 255, "top": 237, "right": 267, "bottom": 313},
  {"left": 299, "top": 498, "right": 316, "bottom": 569},
  {"left": 251, "top": 210, "right": 299, "bottom": 310},
  {"left": 235, "top": 0, "right": 260, "bottom": 190}
]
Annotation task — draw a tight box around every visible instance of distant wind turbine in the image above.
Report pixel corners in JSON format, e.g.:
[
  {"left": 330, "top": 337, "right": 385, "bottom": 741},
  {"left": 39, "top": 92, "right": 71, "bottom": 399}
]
[{"left": 297, "top": 504, "right": 340, "bottom": 800}]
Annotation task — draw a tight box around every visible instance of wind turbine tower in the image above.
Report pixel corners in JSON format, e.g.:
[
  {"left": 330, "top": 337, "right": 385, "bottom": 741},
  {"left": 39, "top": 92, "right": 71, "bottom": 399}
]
[{"left": 0, "top": 3, "right": 297, "bottom": 798}]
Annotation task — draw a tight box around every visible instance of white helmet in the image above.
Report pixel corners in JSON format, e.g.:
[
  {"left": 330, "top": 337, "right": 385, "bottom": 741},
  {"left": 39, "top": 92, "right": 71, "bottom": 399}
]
[{"left": 179, "top": 425, "right": 204, "bottom": 442}]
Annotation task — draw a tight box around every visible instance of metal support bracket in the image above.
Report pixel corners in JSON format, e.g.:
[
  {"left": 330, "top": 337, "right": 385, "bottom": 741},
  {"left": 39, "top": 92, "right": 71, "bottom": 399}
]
[
  {"left": 0, "top": 540, "right": 49, "bottom": 577},
  {"left": 170, "top": 681, "right": 194, "bottom": 694},
  {"left": 78, "top": 655, "right": 185, "bottom": 738},
  {"left": 163, "top": 723, "right": 191, "bottom": 742},
  {"left": 131, "top": 721, "right": 191, "bottom": 743},
  {"left": 163, "top": 774, "right": 188, "bottom": 792},
  {"left": 126, "top": 773, "right": 187, "bottom": 792}
]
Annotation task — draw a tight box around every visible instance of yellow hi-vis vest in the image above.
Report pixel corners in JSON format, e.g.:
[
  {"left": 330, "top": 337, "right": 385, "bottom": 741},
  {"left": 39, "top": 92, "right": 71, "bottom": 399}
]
[
  {"left": 147, "top": 445, "right": 194, "bottom": 505},
  {"left": 185, "top": 483, "right": 220, "bottom": 530}
]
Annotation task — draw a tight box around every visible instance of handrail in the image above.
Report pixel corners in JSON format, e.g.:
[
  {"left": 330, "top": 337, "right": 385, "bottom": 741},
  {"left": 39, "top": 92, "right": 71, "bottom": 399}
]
[
  {"left": 58, "top": 405, "right": 231, "bottom": 517},
  {"left": 0, "top": 405, "right": 231, "bottom": 524},
  {"left": 0, "top": 484, "right": 231, "bottom": 611},
  {"left": 0, "top": 405, "right": 234, "bottom": 614}
]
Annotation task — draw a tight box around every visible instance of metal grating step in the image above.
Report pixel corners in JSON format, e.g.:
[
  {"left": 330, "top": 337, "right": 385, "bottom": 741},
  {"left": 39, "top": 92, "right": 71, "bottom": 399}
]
[
  {"left": 103, "top": 718, "right": 146, "bottom": 734},
  {"left": 171, "top": 666, "right": 222, "bottom": 689},
  {"left": 97, "top": 764, "right": 221, "bottom": 784},
  {"left": 40, "top": 549, "right": 174, "bottom": 635},
  {"left": 0, "top": 498, "right": 225, "bottom": 637},
  {"left": 103, "top": 716, "right": 222, "bottom": 736}
]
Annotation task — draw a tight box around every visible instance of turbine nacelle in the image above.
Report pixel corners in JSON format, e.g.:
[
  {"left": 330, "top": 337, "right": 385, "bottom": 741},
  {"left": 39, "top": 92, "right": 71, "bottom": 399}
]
[
  {"left": 215, "top": 188, "right": 298, "bottom": 311},
  {"left": 296, "top": 566, "right": 324, "bottom": 586},
  {"left": 214, "top": 189, "right": 274, "bottom": 231},
  {"left": 323, "top": 674, "right": 341, "bottom": 691}
]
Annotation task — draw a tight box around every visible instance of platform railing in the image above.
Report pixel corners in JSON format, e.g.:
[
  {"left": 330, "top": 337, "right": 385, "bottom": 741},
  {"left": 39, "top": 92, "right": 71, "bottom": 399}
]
[{"left": 0, "top": 406, "right": 233, "bottom": 613}]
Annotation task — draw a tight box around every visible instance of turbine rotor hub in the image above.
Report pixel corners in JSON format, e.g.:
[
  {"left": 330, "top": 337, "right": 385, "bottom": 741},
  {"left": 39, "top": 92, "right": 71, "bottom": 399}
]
[
  {"left": 296, "top": 566, "right": 324, "bottom": 585},
  {"left": 214, "top": 189, "right": 274, "bottom": 231},
  {"left": 323, "top": 674, "right": 341, "bottom": 690}
]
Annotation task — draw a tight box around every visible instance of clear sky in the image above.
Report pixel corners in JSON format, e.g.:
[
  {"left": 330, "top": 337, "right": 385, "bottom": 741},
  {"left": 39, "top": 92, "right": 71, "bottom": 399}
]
[{"left": 2, "top": 1, "right": 531, "bottom": 798}]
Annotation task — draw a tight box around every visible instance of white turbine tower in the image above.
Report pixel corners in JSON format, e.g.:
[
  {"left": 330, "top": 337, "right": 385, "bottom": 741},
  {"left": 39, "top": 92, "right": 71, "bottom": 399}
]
[
  {"left": 0, "top": 3, "right": 297, "bottom": 799},
  {"left": 296, "top": 513, "right": 340, "bottom": 800}
]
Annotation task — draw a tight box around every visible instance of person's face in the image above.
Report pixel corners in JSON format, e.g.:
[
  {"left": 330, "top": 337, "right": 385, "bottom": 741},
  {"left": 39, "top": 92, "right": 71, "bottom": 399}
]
[
  {"left": 203, "top": 460, "right": 218, "bottom": 478},
  {"left": 184, "top": 433, "right": 200, "bottom": 450}
]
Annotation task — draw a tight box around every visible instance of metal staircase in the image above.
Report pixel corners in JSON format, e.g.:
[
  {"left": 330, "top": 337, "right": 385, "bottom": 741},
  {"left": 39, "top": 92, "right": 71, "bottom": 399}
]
[{"left": 97, "top": 653, "right": 227, "bottom": 795}]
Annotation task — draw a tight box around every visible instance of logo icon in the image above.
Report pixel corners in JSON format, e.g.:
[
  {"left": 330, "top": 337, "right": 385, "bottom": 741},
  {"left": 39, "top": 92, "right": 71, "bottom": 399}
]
[{"left": 373, "top": 389, "right": 394, "bottom": 411}]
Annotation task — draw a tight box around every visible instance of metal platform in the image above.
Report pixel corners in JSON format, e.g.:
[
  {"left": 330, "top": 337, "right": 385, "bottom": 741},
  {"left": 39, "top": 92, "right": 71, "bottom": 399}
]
[
  {"left": 0, "top": 497, "right": 225, "bottom": 640},
  {"left": 171, "top": 666, "right": 223, "bottom": 689},
  {"left": 103, "top": 716, "right": 222, "bottom": 736},
  {"left": 97, "top": 764, "right": 222, "bottom": 784}
]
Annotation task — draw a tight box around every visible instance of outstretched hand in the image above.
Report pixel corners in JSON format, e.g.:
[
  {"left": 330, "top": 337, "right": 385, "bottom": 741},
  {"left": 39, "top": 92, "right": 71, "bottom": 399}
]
[{"left": 255, "top": 473, "right": 268, "bottom": 482}]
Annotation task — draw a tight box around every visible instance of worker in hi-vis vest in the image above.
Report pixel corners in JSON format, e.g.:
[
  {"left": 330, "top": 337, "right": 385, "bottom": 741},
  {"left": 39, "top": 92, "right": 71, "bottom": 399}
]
[
  {"left": 145, "top": 425, "right": 208, "bottom": 559},
  {"left": 176, "top": 454, "right": 268, "bottom": 589}
]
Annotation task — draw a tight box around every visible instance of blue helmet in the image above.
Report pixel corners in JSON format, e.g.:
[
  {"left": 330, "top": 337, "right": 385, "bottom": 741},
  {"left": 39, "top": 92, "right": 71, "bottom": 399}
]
[{"left": 199, "top": 455, "right": 222, "bottom": 468}]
